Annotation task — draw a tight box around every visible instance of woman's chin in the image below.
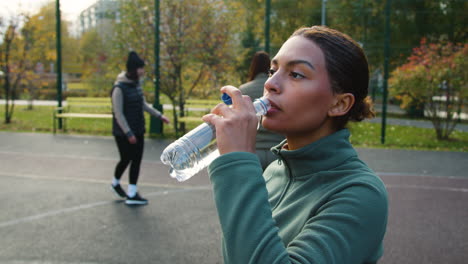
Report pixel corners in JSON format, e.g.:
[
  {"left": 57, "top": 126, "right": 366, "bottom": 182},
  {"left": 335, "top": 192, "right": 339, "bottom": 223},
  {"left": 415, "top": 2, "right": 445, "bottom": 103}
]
[{"left": 262, "top": 118, "right": 281, "bottom": 132}]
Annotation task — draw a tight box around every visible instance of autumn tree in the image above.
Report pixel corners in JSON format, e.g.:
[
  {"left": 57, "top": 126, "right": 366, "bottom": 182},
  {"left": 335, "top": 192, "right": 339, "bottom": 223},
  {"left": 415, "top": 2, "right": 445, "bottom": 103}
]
[
  {"left": 17, "top": 15, "right": 41, "bottom": 110},
  {"left": 324, "top": 0, "right": 467, "bottom": 90},
  {"left": 268, "top": 0, "right": 322, "bottom": 55},
  {"left": 25, "top": 3, "right": 76, "bottom": 74},
  {"left": 264, "top": 0, "right": 467, "bottom": 96},
  {"left": 79, "top": 29, "right": 111, "bottom": 94},
  {"left": 113, "top": 0, "right": 238, "bottom": 133},
  {"left": 19, "top": 2, "right": 77, "bottom": 100},
  {"left": 389, "top": 38, "right": 467, "bottom": 140},
  {"left": 234, "top": 0, "right": 264, "bottom": 83},
  {"left": 0, "top": 14, "right": 30, "bottom": 123}
]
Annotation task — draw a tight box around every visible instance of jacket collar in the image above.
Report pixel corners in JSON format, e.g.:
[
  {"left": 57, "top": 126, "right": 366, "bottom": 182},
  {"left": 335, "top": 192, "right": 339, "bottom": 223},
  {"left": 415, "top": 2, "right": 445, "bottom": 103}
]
[{"left": 271, "top": 129, "right": 357, "bottom": 178}]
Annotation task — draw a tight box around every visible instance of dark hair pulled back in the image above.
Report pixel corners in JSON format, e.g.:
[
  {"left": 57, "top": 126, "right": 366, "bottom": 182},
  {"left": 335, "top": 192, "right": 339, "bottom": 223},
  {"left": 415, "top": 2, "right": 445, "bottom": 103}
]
[{"left": 291, "top": 26, "right": 375, "bottom": 129}]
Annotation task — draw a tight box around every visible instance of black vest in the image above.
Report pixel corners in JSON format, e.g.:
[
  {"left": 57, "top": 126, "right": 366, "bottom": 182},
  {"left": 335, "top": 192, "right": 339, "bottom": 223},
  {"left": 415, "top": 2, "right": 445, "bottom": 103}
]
[{"left": 112, "top": 82, "right": 145, "bottom": 136}]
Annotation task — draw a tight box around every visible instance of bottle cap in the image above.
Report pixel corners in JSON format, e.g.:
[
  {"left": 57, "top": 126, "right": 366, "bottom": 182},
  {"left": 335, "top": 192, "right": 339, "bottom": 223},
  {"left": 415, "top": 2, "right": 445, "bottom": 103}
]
[{"left": 221, "top": 93, "right": 232, "bottom": 105}]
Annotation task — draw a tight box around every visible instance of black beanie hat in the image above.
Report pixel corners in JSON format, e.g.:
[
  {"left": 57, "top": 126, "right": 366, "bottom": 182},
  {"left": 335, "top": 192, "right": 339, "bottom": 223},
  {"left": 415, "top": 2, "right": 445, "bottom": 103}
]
[{"left": 126, "top": 51, "right": 145, "bottom": 73}]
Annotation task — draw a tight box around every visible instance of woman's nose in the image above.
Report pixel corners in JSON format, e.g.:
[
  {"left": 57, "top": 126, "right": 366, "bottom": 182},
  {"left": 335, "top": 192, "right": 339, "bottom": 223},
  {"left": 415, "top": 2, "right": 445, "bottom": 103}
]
[{"left": 264, "top": 73, "right": 281, "bottom": 94}]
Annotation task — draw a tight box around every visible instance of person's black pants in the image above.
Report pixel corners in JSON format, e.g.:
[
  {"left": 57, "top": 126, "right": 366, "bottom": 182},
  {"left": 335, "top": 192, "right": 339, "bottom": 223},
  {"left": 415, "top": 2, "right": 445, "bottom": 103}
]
[{"left": 114, "top": 134, "right": 144, "bottom": 185}]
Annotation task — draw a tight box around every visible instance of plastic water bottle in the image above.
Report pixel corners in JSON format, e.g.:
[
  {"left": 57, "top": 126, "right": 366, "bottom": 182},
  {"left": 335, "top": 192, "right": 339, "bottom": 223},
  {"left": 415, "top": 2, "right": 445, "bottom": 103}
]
[{"left": 160, "top": 94, "right": 271, "bottom": 182}]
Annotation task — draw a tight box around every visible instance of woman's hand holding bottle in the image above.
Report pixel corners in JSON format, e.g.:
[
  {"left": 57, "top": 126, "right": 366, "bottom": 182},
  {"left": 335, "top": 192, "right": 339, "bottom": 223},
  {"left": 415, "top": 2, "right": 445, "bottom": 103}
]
[{"left": 202, "top": 86, "right": 260, "bottom": 155}]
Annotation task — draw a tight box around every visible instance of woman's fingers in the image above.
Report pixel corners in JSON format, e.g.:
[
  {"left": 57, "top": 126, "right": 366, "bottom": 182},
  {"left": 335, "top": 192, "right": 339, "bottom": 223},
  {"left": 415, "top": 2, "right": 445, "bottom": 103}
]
[
  {"left": 220, "top": 86, "right": 253, "bottom": 108},
  {"left": 201, "top": 86, "right": 258, "bottom": 155},
  {"left": 202, "top": 113, "right": 221, "bottom": 124},
  {"left": 210, "top": 102, "right": 231, "bottom": 117},
  {"left": 220, "top": 86, "right": 243, "bottom": 107}
]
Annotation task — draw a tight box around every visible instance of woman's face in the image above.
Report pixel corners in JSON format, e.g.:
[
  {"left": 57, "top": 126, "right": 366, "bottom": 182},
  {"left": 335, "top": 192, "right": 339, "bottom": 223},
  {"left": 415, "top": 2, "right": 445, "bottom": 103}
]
[
  {"left": 262, "top": 36, "right": 337, "bottom": 147},
  {"left": 137, "top": 67, "right": 145, "bottom": 77}
]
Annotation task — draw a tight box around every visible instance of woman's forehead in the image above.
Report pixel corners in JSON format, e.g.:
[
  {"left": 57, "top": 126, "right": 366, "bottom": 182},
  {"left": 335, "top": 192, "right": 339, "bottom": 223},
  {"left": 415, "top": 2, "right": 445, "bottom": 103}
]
[{"left": 272, "top": 36, "right": 324, "bottom": 66}]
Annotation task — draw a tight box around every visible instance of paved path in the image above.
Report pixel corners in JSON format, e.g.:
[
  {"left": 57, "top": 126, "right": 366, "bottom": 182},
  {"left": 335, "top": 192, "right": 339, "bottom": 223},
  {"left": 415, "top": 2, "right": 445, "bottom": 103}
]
[{"left": 0, "top": 131, "right": 467, "bottom": 263}]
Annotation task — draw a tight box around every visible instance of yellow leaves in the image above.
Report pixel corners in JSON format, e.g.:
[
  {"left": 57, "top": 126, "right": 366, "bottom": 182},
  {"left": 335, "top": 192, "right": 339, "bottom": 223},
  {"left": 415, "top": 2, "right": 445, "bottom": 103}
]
[
  {"left": 46, "top": 50, "right": 56, "bottom": 62},
  {"left": 399, "top": 95, "right": 412, "bottom": 109}
]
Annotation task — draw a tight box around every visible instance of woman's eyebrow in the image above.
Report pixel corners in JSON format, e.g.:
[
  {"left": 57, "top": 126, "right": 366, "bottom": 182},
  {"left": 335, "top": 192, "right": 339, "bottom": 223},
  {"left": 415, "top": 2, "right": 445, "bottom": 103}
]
[
  {"left": 287, "top": 60, "right": 315, "bottom": 71},
  {"left": 271, "top": 59, "right": 315, "bottom": 71}
]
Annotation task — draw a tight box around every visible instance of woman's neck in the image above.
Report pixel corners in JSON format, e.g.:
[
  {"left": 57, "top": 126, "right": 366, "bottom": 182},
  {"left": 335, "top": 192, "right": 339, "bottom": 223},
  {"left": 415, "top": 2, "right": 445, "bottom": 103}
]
[{"left": 285, "top": 125, "right": 337, "bottom": 150}]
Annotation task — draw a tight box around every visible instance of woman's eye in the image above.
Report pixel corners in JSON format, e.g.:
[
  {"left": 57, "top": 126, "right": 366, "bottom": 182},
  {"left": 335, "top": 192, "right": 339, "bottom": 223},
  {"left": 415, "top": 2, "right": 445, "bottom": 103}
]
[
  {"left": 268, "top": 69, "right": 276, "bottom": 77},
  {"left": 291, "top": 72, "right": 304, "bottom": 79}
]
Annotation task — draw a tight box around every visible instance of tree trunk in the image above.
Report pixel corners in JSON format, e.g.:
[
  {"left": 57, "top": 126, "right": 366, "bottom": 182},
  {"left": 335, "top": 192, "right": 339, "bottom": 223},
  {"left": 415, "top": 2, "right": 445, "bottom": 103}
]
[
  {"left": 4, "top": 73, "right": 11, "bottom": 124},
  {"left": 178, "top": 94, "right": 186, "bottom": 134}
]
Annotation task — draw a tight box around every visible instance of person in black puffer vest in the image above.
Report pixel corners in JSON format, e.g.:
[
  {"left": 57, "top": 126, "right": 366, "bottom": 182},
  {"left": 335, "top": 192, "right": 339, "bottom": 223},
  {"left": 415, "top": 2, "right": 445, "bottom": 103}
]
[{"left": 110, "top": 51, "right": 170, "bottom": 205}]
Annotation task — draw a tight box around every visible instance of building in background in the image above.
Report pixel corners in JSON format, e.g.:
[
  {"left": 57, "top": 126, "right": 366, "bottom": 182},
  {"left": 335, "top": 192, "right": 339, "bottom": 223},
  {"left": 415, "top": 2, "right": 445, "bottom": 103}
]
[{"left": 79, "top": 0, "right": 119, "bottom": 37}]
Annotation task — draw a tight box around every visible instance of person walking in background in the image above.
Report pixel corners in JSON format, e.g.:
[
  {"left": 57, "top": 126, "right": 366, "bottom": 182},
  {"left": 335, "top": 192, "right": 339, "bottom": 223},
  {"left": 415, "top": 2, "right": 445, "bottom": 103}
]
[
  {"left": 110, "top": 51, "right": 170, "bottom": 205},
  {"left": 203, "top": 26, "right": 388, "bottom": 263},
  {"left": 239, "top": 51, "right": 284, "bottom": 170}
]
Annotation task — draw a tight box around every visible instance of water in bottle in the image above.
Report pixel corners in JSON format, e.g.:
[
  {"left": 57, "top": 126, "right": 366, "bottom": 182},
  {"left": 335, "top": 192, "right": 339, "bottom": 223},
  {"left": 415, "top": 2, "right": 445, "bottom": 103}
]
[{"left": 160, "top": 95, "right": 270, "bottom": 182}]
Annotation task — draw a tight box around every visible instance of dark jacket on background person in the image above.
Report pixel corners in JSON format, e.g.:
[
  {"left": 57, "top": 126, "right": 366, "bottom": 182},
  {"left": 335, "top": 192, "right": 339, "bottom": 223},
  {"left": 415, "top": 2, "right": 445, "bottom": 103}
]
[{"left": 111, "top": 72, "right": 161, "bottom": 137}]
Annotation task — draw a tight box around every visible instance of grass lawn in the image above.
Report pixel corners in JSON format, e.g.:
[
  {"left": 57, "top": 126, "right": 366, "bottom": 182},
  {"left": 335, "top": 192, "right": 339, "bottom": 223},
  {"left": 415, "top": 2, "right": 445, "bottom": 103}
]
[
  {"left": 349, "top": 122, "right": 467, "bottom": 152},
  {"left": 0, "top": 105, "right": 174, "bottom": 136},
  {"left": 1, "top": 104, "right": 467, "bottom": 152}
]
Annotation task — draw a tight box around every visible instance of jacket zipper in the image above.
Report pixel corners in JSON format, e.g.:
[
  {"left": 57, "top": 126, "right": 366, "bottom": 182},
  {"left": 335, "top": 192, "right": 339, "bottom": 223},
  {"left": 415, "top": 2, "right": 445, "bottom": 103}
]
[{"left": 271, "top": 154, "right": 293, "bottom": 211}]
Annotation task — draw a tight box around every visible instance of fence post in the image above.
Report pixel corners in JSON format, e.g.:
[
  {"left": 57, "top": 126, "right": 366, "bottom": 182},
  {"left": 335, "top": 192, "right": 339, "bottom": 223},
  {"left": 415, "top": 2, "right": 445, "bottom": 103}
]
[
  {"left": 150, "top": 0, "right": 163, "bottom": 135},
  {"left": 264, "top": 0, "right": 271, "bottom": 54},
  {"left": 55, "top": 0, "right": 63, "bottom": 130},
  {"left": 381, "top": 0, "right": 391, "bottom": 144}
]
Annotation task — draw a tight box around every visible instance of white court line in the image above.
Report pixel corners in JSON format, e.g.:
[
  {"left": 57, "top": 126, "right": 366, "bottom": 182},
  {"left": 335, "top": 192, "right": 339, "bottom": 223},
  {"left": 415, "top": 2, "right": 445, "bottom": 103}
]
[
  {"left": 2, "top": 183, "right": 465, "bottom": 229},
  {"left": 386, "top": 184, "right": 468, "bottom": 193},
  {"left": 376, "top": 171, "right": 467, "bottom": 180},
  {"left": 0, "top": 171, "right": 197, "bottom": 189},
  {"left": 1, "top": 151, "right": 466, "bottom": 178},
  {"left": 1, "top": 169, "right": 466, "bottom": 229},
  {"left": 0, "top": 187, "right": 210, "bottom": 229}
]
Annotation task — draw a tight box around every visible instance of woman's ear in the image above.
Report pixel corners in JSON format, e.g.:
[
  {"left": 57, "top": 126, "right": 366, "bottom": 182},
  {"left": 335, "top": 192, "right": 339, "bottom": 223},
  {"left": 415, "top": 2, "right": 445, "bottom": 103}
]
[{"left": 328, "top": 93, "right": 355, "bottom": 117}]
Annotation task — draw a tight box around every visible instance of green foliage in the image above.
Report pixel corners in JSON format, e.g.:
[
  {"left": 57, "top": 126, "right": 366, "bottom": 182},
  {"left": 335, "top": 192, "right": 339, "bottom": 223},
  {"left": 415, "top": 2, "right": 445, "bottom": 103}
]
[
  {"left": 1, "top": 13, "right": 32, "bottom": 122},
  {"left": 267, "top": 0, "right": 322, "bottom": 55},
  {"left": 78, "top": 29, "right": 112, "bottom": 93},
  {"left": 234, "top": 0, "right": 265, "bottom": 83},
  {"left": 20, "top": 2, "right": 78, "bottom": 73},
  {"left": 3, "top": 0, "right": 467, "bottom": 136},
  {"left": 109, "top": 0, "right": 241, "bottom": 133},
  {"left": 0, "top": 1, "right": 80, "bottom": 117},
  {"left": 314, "top": 0, "right": 466, "bottom": 73},
  {"left": 237, "top": 25, "right": 262, "bottom": 84}
]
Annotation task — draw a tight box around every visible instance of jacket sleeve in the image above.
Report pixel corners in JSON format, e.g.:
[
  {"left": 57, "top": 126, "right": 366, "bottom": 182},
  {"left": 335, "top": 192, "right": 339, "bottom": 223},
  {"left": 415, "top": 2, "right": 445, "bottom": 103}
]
[
  {"left": 208, "top": 152, "right": 388, "bottom": 264},
  {"left": 287, "top": 183, "right": 387, "bottom": 264},
  {"left": 142, "top": 94, "right": 162, "bottom": 118},
  {"left": 208, "top": 152, "right": 289, "bottom": 264},
  {"left": 111, "top": 87, "right": 133, "bottom": 137}
]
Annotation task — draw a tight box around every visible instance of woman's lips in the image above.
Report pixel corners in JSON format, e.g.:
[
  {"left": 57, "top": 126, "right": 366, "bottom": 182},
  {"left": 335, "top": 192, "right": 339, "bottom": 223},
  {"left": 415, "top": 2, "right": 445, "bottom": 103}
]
[
  {"left": 266, "top": 99, "right": 280, "bottom": 115},
  {"left": 267, "top": 108, "right": 278, "bottom": 115}
]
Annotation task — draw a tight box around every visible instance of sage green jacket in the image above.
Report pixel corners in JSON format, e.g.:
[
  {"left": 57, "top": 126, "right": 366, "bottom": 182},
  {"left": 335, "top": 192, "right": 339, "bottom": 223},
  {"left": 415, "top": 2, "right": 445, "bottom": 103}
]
[{"left": 208, "top": 129, "right": 388, "bottom": 264}]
